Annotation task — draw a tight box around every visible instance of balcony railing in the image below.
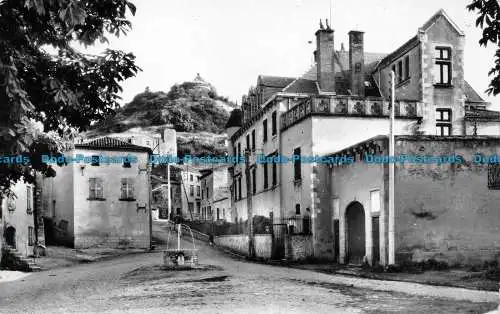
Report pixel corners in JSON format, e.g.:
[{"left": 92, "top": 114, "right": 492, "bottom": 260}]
[{"left": 280, "top": 96, "right": 423, "bottom": 130}]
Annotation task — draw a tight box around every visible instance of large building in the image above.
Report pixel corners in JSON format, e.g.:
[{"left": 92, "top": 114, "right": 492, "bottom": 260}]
[{"left": 226, "top": 10, "right": 500, "bottom": 266}]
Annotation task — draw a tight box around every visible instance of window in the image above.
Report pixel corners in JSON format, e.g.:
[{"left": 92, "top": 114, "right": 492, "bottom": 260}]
[
  {"left": 91, "top": 155, "right": 100, "bottom": 166},
  {"left": 404, "top": 55, "right": 410, "bottom": 80},
  {"left": 436, "top": 108, "right": 452, "bottom": 136},
  {"left": 188, "top": 202, "right": 194, "bottom": 213},
  {"left": 293, "top": 147, "right": 301, "bottom": 181},
  {"left": 295, "top": 204, "right": 301, "bottom": 215},
  {"left": 263, "top": 119, "right": 268, "bottom": 142},
  {"left": 190, "top": 185, "right": 194, "bottom": 196},
  {"left": 123, "top": 157, "right": 131, "bottom": 168},
  {"left": 252, "top": 167, "right": 256, "bottom": 195},
  {"left": 196, "top": 186, "right": 200, "bottom": 196},
  {"left": 272, "top": 161, "right": 277, "bottom": 186},
  {"left": 28, "top": 226, "right": 34, "bottom": 246},
  {"left": 190, "top": 174, "right": 193, "bottom": 181},
  {"left": 237, "top": 142, "right": 241, "bottom": 157},
  {"left": 206, "top": 187, "right": 209, "bottom": 198},
  {"left": 436, "top": 108, "right": 451, "bottom": 122},
  {"left": 370, "top": 190, "right": 380, "bottom": 214},
  {"left": 434, "top": 47, "right": 452, "bottom": 85},
  {"left": 197, "top": 176, "right": 200, "bottom": 182},
  {"left": 263, "top": 163, "right": 269, "bottom": 189},
  {"left": 89, "top": 178, "right": 104, "bottom": 200},
  {"left": 120, "top": 178, "right": 135, "bottom": 200},
  {"left": 238, "top": 176, "right": 242, "bottom": 199},
  {"left": 26, "top": 186, "right": 32, "bottom": 213},
  {"left": 271, "top": 111, "right": 277, "bottom": 135},
  {"left": 397, "top": 60, "right": 403, "bottom": 83},
  {"left": 488, "top": 164, "right": 500, "bottom": 190},
  {"left": 251, "top": 129, "right": 256, "bottom": 151}
]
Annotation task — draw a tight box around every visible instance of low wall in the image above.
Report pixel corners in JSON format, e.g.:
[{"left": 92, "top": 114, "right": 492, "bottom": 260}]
[
  {"left": 214, "top": 235, "right": 248, "bottom": 255},
  {"left": 286, "top": 235, "right": 313, "bottom": 260},
  {"left": 255, "top": 234, "right": 272, "bottom": 259}
]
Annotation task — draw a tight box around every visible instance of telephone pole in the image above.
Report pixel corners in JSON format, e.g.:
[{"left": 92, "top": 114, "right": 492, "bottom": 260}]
[
  {"left": 388, "top": 70, "right": 395, "bottom": 265},
  {"left": 245, "top": 148, "right": 255, "bottom": 258}
]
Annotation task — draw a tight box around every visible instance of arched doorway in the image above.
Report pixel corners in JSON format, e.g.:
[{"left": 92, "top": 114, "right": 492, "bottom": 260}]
[
  {"left": 345, "top": 202, "right": 365, "bottom": 265},
  {"left": 5, "top": 226, "right": 16, "bottom": 248}
]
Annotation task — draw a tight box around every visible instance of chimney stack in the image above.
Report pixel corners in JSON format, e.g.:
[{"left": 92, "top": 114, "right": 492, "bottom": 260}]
[
  {"left": 349, "top": 31, "right": 365, "bottom": 96},
  {"left": 315, "top": 19, "right": 335, "bottom": 93}
]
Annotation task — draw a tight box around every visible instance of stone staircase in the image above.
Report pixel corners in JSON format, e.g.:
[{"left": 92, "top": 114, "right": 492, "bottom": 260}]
[{"left": 1, "top": 246, "right": 41, "bottom": 272}]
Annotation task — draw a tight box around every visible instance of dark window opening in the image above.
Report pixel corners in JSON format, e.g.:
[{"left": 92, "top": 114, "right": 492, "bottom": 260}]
[
  {"left": 263, "top": 119, "right": 268, "bottom": 142},
  {"left": 293, "top": 147, "right": 301, "bottom": 181},
  {"left": 271, "top": 111, "right": 277, "bottom": 135},
  {"left": 91, "top": 155, "right": 100, "bottom": 166},
  {"left": 295, "top": 204, "right": 301, "bottom": 215}
]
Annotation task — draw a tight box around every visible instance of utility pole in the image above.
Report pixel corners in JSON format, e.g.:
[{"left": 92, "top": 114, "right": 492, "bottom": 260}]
[
  {"left": 167, "top": 163, "right": 171, "bottom": 220},
  {"left": 245, "top": 148, "right": 255, "bottom": 258},
  {"left": 388, "top": 70, "right": 396, "bottom": 265}
]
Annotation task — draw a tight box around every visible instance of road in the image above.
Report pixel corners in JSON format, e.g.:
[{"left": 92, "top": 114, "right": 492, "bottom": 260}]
[{"left": 0, "top": 223, "right": 497, "bottom": 314}]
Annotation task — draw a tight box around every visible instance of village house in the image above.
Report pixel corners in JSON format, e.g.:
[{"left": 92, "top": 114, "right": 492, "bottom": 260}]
[
  {"left": 169, "top": 165, "right": 202, "bottom": 221},
  {"left": 0, "top": 180, "right": 41, "bottom": 271},
  {"left": 41, "top": 137, "right": 152, "bottom": 249},
  {"left": 1, "top": 180, "right": 35, "bottom": 256},
  {"left": 200, "top": 165, "right": 231, "bottom": 222},
  {"left": 226, "top": 10, "right": 500, "bottom": 265}
]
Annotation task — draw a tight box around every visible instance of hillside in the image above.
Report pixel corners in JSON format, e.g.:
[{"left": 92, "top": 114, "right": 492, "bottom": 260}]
[{"left": 87, "top": 75, "right": 237, "bottom": 156}]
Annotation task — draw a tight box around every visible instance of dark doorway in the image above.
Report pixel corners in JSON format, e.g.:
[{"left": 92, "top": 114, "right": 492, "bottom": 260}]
[
  {"left": 372, "top": 216, "right": 380, "bottom": 265},
  {"left": 333, "top": 220, "right": 340, "bottom": 263},
  {"left": 5, "top": 226, "right": 16, "bottom": 248},
  {"left": 346, "top": 202, "right": 365, "bottom": 265}
]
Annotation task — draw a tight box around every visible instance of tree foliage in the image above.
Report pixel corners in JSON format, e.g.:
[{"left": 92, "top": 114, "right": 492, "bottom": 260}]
[
  {"left": 0, "top": 0, "right": 140, "bottom": 196},
  {"left": 467, "top": 0, "right": 500, "bottom": 95}
]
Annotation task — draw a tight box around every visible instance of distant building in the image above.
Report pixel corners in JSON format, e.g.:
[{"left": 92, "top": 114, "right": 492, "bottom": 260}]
[
  {"left": 200, "top": 166, "right": 231, "bottom": 222},
  {"left": 169, "top": 165, "right": 202, "bottom": 220},
  {"left": 41, "top": 137, "right": 152, "bottom": 249}
]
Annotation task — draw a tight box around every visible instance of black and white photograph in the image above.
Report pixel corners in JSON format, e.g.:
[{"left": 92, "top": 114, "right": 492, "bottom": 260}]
[{"left": 1, "top": 0, "right": 500, "bottom": 313}]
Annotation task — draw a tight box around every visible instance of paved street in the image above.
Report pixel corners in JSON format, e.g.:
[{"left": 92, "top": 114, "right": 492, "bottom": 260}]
[{"left": 0, "top": 223, "right": 498, "bottom": 314}]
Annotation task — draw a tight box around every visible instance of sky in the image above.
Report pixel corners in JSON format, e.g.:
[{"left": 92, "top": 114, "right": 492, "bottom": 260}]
[{"left": 82, "top": 0, "right": 499, "bottom": 107}]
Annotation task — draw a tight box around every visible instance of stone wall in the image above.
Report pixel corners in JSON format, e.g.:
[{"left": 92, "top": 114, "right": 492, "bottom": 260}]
[
  {"left": 214, "top": 234, "right": 248, "bottom": 255},
  {"left": 394, "top": 136, "right": 500, "bottom": 266},
  {"left": 286, "top": 235, "right": 313, "bottom": 260}
]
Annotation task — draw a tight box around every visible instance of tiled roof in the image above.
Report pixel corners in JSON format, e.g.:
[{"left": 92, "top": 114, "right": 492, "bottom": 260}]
[
  {"left": 301, "top": 51, "right": 386, "bottom": 96},
  {"left": 464, "top": 109, "right": 500, "bottom": 121},
  {"left": 464, "top": 81, "right": 485, "bottom": 103},
  {"left": 75, "top": 136, "right": 150, "bottom": 151},
  {"left": 258, "top": 75, "right": 296, "bottom": 88},
  {"left": 283, "top": 78, "right": 318, "bottom": 94}
]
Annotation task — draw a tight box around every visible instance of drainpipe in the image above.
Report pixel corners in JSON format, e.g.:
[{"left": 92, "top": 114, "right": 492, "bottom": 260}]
[{"left": 388, "top": 71, "right": 396, "bottom": 265}]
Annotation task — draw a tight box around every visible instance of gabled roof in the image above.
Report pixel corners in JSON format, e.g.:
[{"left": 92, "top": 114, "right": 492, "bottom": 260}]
[
  {"left": 282, "top": 78, "right": 318, "bottom": 94},
  {"left": 75, "top": 137, "right": 151, "bottom": 152},
  {"left": 464, "top": 81, "right": 485, "bottom": 103},
  {"left": 419, "top": 9, "right": 464, "bottom": 36},
  {"left": 257, "top": 75, "right": 296, "bottom": 88}
]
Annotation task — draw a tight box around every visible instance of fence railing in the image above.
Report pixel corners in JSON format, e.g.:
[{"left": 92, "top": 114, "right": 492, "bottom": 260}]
[
  {"left": 178, "top": 215, "right": 312, "bottom": 236},
  {"left": 275, "top": 216, "right": 312, "bottom": 235}
]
